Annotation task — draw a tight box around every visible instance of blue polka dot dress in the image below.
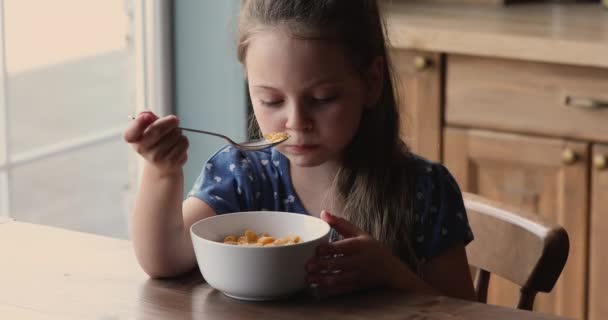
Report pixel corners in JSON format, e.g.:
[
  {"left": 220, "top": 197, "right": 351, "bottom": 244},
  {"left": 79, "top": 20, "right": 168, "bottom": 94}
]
[{"left": 188, "top": 145, "right": 474, "bottom": 263}]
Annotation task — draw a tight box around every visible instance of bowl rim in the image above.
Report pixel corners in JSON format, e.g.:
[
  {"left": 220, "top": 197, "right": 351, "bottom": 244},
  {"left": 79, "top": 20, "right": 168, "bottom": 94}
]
[{"left": 189, "top": 211, "right": 331, "bottom": 250}]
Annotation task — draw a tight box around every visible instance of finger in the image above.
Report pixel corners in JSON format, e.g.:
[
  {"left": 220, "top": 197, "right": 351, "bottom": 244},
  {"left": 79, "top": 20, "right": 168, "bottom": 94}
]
[
  {"left": 138, "top": 115, "right": 179, "bottom": 149},
  {"left": 123, "top": 111, "right": 158, "bottom": 143},
  {"left": 307, "top": 253, "right": 360, "bottom": 273},
  {"left": 177, "top": 152, "right": 188, "bottom": 166},
  {"left": 320, "top": 210, "right": 365, "bottom": 238},
  {"left": 316, "top": 237, "right": 361, "bottom": 256},
  {"left": 175, "top": 139, "right": 189, "bottom": 165},
  {"left": 149, "top": 128, "right": 183, "bottom": 159},
  {"left": 166, "top": 135, "right": 189, "bottom": 162}
]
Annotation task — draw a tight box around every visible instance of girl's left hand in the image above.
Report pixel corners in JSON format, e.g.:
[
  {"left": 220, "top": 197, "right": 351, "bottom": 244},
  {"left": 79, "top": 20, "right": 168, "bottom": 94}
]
[{"left": 306, "top": 210, "right": 404, "bottom": 297}]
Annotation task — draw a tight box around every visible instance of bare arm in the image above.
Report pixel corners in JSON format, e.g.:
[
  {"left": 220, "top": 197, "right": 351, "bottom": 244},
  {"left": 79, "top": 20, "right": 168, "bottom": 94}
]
[
  {"left": 125, "top": 112, "right": 216, "bottom": 278},
  {"left": 130, "top": 166, "right": 188, "bottom": 278},
  {"left": 131, "top": 170, "right": 217, "bottom": 278}
]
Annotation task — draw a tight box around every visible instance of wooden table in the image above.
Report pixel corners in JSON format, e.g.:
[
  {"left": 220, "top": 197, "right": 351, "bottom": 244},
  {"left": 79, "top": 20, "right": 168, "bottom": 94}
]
[{"left": 0, "top": 220, "right": 571, "bottom": 320}]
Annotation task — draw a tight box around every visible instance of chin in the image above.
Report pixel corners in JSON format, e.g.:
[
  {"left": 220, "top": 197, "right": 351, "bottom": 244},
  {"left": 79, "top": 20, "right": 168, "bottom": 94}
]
[
  {"left": 287, "top": 155, "right": 327, "bottom": 167},
  {"left": 277, "top": 145, "right": 342, "bottom": 168}
]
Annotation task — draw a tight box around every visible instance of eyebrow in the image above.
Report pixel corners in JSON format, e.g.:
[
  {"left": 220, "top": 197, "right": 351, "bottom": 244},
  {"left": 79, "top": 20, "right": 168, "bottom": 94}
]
[{"left": 251, "top": 78, "right": 346, "bottom": 90}]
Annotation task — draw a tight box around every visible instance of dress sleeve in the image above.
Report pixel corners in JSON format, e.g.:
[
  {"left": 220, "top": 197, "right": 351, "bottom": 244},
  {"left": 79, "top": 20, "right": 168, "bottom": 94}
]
[
  {"left": 415, "top": 162, "right": 474, "bottom": 261},
  {"left": 187, "top": 146, "right": 253, "bottom": 214}
]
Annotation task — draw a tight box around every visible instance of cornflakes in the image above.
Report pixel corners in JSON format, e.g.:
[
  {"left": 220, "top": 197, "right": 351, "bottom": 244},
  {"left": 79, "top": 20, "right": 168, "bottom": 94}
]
[
  {"left": 222, "top": 230, "right": 301, "bottom": 247},
  {"left": 263, "top": 132, "right": 290, "bottom": 143}
]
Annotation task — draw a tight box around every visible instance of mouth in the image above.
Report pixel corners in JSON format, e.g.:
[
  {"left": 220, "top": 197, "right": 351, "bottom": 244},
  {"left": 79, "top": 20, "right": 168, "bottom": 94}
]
[{"left": 283, "top": 144, "right": 319, "bottom": 153}]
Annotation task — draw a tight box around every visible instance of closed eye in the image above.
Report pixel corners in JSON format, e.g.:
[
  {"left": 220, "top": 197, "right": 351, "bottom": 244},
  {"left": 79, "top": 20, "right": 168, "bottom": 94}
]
[
  {"left": 312, "top": 96, "right": 338, "bottom": 104},
  {"left": 260, "top": 100, "right": 283, "bottom": 107}
]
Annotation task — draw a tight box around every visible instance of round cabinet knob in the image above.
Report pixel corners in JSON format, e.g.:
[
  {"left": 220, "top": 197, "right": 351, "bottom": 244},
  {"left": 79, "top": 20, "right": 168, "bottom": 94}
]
[
  {"left": 594, "top": 154, "right": 607, "bottom": 170},
  {"left": 561, "top": 149, "right": 578, "bottom": 165},
  {"left": 414, "top": 56, "right": 430, "bottom": 71}
]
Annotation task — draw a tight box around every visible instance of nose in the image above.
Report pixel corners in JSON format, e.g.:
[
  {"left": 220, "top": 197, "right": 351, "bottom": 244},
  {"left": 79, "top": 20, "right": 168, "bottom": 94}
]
[{"left": 284, "top": 103, "right": 313, "bottom": 132}]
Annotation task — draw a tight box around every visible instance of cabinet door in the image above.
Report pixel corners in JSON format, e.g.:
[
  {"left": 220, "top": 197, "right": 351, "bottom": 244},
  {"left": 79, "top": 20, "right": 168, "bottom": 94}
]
[
  {"left": 390, "top": 49, "right": 442, "bottom": 162},
  {"left": 444, "top": 127, "right": 588, "bottom": 320},
  {"left": 589, "top": 144, "right": 608, "bottom": 320}
]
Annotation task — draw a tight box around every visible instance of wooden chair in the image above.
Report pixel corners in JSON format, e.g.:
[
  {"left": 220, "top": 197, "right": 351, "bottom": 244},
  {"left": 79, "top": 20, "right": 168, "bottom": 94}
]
[{"left": 462, "top": 192, "right": 569, "bottom": 310}]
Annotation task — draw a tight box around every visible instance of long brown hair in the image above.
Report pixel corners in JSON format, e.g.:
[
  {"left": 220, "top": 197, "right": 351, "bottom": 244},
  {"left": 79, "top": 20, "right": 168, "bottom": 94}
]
[{"left": 237, "top": 0, "right": 419, "bottom": 271}]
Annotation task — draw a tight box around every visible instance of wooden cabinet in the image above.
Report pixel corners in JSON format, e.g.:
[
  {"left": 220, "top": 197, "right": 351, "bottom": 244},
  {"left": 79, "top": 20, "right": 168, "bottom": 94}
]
[
  {"left": 589, "top": 144, "right": 608, "bottom": 320},
  {"left": 443, "top": 128, "right": 588, "bottom": 319},
  {"left": 440, "top": 54, "right": 607, "bottom": 320},
  {"left": 393, "top": 49, "right": 607, "bottom": 320},
  {"left": 445, "top": 55, "right": 608, "bottom": 142},
  {"left": 391, "top": 49, "right": 443, "bottom": 162},
  {"left": 386, "top": 3, "right": 608, "bottom": 318}
]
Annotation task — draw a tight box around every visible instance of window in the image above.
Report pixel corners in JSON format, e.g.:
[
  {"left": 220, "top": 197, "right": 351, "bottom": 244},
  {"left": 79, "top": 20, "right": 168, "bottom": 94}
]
[{"left": 0, "top": 0, "right": 138, "bottom": 238}]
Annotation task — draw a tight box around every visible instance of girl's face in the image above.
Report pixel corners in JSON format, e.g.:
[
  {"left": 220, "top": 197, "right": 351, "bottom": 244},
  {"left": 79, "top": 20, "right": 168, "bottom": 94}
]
[{"left": 245, "top": 29, "right": 380, "bottom": 168}]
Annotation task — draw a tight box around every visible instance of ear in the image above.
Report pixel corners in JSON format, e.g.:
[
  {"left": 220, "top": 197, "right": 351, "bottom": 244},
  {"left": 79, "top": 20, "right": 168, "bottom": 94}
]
[{"left": 364, "top": 56, "right": 384, "bottom": 110}]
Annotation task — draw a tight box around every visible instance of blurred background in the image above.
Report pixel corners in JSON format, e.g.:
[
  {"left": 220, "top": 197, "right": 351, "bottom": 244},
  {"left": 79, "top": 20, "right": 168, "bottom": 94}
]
[
  {"left": 0, "top": 0, "right": 246, "bottom": 238},
  {"left": 0, "top": 1, "right": 606, "bottom": 319}
]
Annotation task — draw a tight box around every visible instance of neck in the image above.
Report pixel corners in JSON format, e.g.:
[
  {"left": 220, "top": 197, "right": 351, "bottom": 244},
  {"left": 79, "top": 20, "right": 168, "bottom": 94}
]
[
  {"left": 290, "top": 161, "right": 339, "bottom": 189},
  {"left": 289, "top": 161, "right": 340, "bottom": 216}
]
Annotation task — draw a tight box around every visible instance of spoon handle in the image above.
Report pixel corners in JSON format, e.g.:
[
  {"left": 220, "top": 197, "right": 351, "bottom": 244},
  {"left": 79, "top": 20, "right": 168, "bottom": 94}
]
[
  {"left": 178, "top": 127, "right": 232, "bottom": 141},
  {"left": 128, "top": 115, "right": 237, "bottom": 144}
]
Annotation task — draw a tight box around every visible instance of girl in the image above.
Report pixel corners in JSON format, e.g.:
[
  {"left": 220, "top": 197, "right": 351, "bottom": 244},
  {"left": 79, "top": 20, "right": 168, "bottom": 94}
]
[{"left": 123, "top": 0, "right": 475, "bottom": 300}]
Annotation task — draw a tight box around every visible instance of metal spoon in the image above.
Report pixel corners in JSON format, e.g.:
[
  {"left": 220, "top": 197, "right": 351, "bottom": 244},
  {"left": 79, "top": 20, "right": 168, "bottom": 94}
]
[{"left": 128, "top": 116, "right": 288, "bottom": 151}]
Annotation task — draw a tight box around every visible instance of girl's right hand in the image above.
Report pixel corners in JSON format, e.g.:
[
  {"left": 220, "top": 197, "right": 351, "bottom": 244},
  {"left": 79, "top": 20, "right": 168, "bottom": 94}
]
[{"left": 123, "top": 111, "right": 189, "bottom": 175}]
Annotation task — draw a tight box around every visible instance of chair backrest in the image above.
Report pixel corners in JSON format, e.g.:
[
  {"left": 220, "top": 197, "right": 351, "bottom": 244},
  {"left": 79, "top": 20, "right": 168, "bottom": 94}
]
[{"left": 462, "top": 192, "right": 569, "bottom": 310}]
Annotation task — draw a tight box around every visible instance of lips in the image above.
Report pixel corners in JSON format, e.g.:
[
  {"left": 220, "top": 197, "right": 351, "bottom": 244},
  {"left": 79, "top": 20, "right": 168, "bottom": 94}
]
[{"left": 284, "top": 144, "right": 319, "bottom": 153}]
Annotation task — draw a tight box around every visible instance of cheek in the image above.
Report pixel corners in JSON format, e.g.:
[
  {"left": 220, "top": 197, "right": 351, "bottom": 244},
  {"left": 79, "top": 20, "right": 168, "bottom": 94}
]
[
  {"left": 325, "top": 107, "right": 359, "bottom": 125},
  {"left": 252, "top": 106, "right": 283, "bottom": 132},
  {"left": 319, "top": 104, "right": 363, "bottom": 141},
  {"left": 331, "top": 96, "right": 365, "bottom": 125}
]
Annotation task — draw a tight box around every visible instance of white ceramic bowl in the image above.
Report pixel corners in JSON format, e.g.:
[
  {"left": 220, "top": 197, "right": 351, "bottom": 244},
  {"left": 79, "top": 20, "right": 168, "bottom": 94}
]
[{"left": 190, "top": 211, "right": 331, "bottom": 301}]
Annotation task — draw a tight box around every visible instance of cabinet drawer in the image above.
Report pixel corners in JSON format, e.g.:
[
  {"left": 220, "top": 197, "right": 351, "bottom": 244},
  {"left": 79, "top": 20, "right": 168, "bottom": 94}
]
[{"left": 446, "top": 55, "right": 608, "bottom": 142}]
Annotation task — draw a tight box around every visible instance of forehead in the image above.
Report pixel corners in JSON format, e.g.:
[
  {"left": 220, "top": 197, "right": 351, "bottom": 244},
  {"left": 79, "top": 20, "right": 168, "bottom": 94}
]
[{"left": 244, "top": 29, "right": 358, "bottom": 86}]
